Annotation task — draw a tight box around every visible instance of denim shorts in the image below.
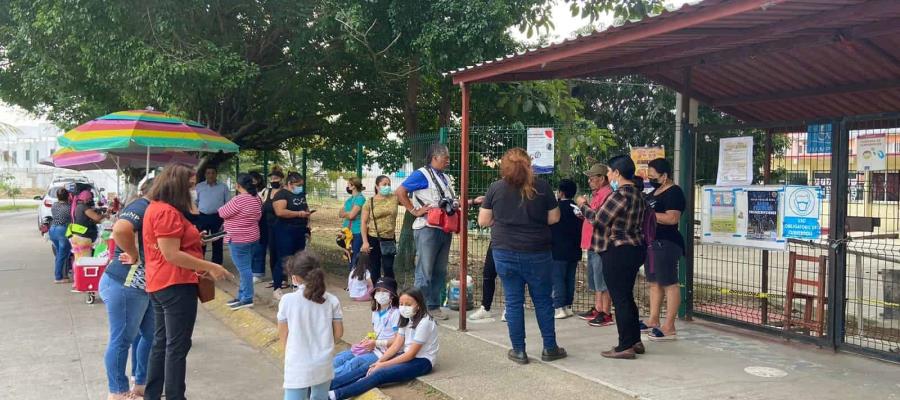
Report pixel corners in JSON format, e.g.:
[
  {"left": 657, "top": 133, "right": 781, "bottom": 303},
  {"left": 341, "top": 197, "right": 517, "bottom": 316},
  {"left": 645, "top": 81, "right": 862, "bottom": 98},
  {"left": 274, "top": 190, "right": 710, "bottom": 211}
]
[{"left": 587, "top": 251, "right": 607, "bottom": 292}]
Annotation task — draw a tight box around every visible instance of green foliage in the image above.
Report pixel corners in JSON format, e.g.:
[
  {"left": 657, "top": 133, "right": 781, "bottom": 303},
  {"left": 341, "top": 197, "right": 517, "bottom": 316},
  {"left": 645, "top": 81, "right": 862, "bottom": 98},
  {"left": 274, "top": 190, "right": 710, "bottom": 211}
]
[
  {"left": 521, "top": 0, "right": 666, "bottom": 37},
  {"left": 0, "top": 173, "right": 21, "bottom": 204}
]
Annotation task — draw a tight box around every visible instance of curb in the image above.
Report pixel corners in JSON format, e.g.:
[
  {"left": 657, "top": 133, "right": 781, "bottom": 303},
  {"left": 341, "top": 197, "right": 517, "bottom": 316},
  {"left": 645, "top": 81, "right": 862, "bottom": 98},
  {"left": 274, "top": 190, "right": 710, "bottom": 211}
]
[{"left": 203, "top": 286, "right": 391, "bottom": 400}]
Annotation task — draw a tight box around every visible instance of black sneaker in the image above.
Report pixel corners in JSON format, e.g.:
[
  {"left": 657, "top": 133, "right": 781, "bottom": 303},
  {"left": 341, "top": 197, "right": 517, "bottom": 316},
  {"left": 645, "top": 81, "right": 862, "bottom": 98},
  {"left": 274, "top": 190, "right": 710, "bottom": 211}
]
[
  {"left": 578, "top": 307, "right": 599, "bottom": 321},
  {"left": 588, "top": 312, "right": 615, "bottom": 327},
  {"left": 541, "top": 347, "right": 567, "bottom": 362},
  {"left": 507, "top": 349, "right": 529, "bottom": 365},
  {"left": 226, "top": 298, "right": 241, "bottom": 306},
  {"left": 229, "top": 300, "right": 254, "bottom": 310}
]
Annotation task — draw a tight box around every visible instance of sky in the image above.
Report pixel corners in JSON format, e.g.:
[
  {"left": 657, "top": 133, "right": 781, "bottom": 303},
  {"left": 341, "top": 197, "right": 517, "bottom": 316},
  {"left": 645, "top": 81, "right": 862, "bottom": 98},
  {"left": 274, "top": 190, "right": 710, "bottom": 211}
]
[{"left": 510, "top": 0, "right": 697, "bottom": 44}]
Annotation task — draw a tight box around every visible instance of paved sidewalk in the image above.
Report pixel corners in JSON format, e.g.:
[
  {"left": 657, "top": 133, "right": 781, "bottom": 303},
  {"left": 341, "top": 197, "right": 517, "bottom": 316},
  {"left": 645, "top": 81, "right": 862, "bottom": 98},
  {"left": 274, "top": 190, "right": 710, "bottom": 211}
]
[{"left": 0, "top": 212, "right": 284, "bottom": 400}]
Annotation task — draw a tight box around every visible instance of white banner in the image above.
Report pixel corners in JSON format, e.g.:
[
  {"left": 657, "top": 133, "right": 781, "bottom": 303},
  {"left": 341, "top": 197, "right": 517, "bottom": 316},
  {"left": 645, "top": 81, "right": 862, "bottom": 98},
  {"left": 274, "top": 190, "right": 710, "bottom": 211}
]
[
  {"left": 527, "top": 127, "right": 554, "bottom": 174},
  {"left": 857, "top": 134, "right": 887, "bottom": 172}
]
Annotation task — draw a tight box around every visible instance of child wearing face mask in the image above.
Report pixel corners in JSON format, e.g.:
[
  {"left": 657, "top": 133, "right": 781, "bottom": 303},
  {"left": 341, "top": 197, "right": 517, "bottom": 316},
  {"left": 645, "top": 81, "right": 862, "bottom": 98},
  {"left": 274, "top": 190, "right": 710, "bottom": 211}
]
[
  {"left": 329, "top": 287, "right": 438, "bottom": 400},
  {"left": 278, "top": 251, "right": 344, "bottom": 400},
  {"left": 332, "top": 278, "right": 400, "bottom": 383}
]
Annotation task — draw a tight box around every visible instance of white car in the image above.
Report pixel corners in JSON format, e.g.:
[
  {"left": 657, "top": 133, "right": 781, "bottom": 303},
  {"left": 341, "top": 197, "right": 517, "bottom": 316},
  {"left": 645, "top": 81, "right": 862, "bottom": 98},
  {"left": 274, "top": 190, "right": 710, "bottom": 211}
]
[{"left": 37, "top": 177, "right": 105, "bottom": 233}]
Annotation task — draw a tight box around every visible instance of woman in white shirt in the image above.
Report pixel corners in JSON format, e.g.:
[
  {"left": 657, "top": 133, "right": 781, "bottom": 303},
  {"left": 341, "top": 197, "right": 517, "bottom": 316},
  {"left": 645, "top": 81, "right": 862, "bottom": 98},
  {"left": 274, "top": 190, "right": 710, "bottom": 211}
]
[
  {"left": 328, "top": 287, "right": 438, "bottom": 400},
  {"left": 278, "top": 252, "right": 344, "bottom": 400}
]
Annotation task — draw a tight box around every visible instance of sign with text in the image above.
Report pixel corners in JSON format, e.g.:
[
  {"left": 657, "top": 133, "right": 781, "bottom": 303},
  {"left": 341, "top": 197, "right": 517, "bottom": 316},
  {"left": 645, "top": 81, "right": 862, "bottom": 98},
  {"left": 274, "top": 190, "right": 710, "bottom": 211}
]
[
  {"left": 782, "top": 185, "right": 822, "bottom": 240},
  {"left": 857, "top": 134, "right": 887, "bottom": 172},
  {"left": 716, "top": 136, "right": 754, "bottom": 186},
  {"left": 806, "top": 123, "right": 832, "bottom": 154},
  {"left": 527, "top": 127, "right": 555, "bottom": 174},
  {"left": 630, "top": 146, "right": 665, "bottom": 179}
]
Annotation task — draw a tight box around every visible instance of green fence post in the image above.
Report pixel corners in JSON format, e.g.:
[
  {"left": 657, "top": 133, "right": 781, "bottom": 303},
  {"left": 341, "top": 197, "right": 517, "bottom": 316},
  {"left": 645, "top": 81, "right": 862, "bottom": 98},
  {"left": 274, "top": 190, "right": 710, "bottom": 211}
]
[
  {"left": 356, "top": 142, "right": 363, "bottom": 178},
  {"left": 235, "top": 154, "right": 240, "bottom": 179},
  {"left": 302, "top": 149, "right": 308, "bottom": 192},
  {"left": 262, "top": 150, "right": 269, "bottom": 176},
  {"left": 439, "top": 127, "right": 448, "bottom": 145}
]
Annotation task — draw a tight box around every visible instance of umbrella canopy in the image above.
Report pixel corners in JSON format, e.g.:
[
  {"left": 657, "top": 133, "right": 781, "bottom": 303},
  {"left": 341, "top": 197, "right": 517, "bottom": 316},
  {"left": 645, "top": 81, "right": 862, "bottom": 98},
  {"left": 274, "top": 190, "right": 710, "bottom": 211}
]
[
  {"left": 40, "top": 147, "right": 199, "bottom": 171},
  {"left": 57, "top": 110, "right": 239, "bottom": 153}
]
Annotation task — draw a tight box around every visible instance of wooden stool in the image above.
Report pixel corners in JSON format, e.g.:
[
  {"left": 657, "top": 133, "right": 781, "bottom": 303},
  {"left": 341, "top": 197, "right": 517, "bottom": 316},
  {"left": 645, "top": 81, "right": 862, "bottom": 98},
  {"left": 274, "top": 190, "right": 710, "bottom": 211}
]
[{"left": 784, "top": 252, "right": 827, "bottom": 337}]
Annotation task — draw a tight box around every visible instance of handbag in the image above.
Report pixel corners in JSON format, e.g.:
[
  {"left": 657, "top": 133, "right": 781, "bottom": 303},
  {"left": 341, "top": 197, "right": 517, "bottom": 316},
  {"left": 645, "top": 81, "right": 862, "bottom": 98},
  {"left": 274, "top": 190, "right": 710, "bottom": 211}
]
[
  {"left": 423, "top": 168, "right": 461, "bottom": 234},
  {"left": 370, "top": 198, "right": 398, "bottom": 255},
  {"left": 198, "top": 274, "right": 215, "bottom": 303}
]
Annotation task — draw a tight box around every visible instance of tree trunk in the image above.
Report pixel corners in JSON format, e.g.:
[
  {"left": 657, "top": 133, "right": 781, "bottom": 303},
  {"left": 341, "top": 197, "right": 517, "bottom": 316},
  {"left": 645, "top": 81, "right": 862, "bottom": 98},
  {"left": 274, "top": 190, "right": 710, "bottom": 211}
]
[
  {"left": 438, "top": 78, "right": 452, "bottom": 128},
  {"left": 396, "top": 57, "right": 423, "bottom": 280}
]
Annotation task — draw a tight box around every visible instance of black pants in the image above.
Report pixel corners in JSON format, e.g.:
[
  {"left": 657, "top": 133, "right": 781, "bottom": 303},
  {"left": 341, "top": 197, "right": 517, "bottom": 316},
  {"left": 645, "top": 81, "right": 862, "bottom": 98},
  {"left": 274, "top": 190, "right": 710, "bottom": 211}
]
[
  {"left": 481, "top": 242, "right": 497, "bottom": 311},
  {"left": 366, "top": 236, "right": 395, "bottom": 283},
  {"left": 601, "top": 244, "right": 646, "bottom": 352},
  {"left": 196, "top": 213, "right": 224, "bottom": 265},
  {"left": 145, "top": 284, "right": 198, "bottom": 400}
]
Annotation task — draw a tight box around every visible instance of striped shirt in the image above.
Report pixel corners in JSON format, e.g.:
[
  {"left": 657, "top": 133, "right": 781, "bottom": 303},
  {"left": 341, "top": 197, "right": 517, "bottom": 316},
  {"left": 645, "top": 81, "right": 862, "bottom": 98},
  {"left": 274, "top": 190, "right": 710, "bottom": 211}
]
[
  {"left": 218, "top": 193, "right": 262, "bottom": 243},
  {"left": 582, "top": 184, "right": 646, "bottom": 253}
]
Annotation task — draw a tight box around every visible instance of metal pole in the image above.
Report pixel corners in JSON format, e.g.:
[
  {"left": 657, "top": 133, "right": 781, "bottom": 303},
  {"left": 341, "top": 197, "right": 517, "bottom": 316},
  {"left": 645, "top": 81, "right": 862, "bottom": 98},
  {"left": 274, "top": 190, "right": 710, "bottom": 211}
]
[
  {"left": 263, "top": 150, "right": 269, "bottom": 177},
  {"left": 678, "top": 67, "right": 695, "bottom": 320},
  {"left": 761, "top": 129, "right": 773, "bottom": 325},
  {"left": 855, "top": 253, "right": 865, "bottom": 337},
  {"left": 458, "top": 83, "right": 471, "bottom": 332},
  {"left": 439, "top": 126, "right": 448, "bottom": 146},
  {"left": 356, "top": 143, "right": 363, "bottom": 179},
  {"left": 827, "top": 118, "right": 850, "bottom": 350},
  {"left": 302, "top": 149, "right": 308, "bottom": 192}
]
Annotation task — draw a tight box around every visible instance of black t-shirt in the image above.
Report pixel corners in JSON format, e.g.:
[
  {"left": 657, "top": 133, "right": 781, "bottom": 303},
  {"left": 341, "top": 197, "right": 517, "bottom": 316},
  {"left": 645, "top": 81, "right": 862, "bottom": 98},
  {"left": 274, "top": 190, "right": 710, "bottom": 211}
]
[
  {"left": 647, "top": 185, "right": 686, "bottom": 249},
  {"left": 74, "top": 202, "right": 99, "bottom": 240},
  {"left": 551, "top": 199, "right": 583, "bottom": 262},
  {"left": 105, "top": 198, "right": 150, "bottom": 286},
  {"left": 273, "top": 189, "right": 309, "bottom": 226},
  {"left": 482, "top": 179, "right": 558, "bottom": 252}
]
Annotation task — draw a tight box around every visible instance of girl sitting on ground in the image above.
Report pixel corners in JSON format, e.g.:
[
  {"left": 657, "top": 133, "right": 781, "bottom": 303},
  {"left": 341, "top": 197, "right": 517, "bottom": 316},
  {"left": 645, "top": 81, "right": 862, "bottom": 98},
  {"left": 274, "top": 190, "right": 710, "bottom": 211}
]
[
  {"left": 347, "top": 252, "right": 373, "bottom": 301},
  {"left": 329, "top": 287, "right": 439, "bottom": 400},
  {"left": 332, "top": 277, "right": 400, "bottom": 381},
  {"left": 278, "top": 252, "right": 344, "bottom": 400}
]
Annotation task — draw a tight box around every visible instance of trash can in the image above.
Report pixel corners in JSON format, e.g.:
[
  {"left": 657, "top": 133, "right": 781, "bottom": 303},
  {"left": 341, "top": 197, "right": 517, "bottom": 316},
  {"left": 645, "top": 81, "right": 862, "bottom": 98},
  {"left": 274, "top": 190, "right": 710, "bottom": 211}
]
[{"left": 882, "top": 269, "right": 900, "bottom": 319}]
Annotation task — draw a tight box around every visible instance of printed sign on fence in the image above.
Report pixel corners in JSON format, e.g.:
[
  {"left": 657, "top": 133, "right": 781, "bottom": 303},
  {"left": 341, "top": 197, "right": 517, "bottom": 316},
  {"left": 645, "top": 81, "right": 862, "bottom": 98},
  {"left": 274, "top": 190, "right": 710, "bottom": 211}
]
[
  {"left": 782, "top": 185, "right": 822, "bottom": 239},
  {"left": 527, "top": 127, "right": 554, "bottom": 174},
  {"left": 857, "top": 134, "right": 887, "bottom": 172}
]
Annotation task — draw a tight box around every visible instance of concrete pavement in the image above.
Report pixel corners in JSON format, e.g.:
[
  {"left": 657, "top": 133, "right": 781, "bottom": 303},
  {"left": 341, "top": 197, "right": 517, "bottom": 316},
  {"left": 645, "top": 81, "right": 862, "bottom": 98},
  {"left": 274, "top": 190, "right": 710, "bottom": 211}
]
[{"left": 0, "top": 211, "right": 285, "bottom": 399}]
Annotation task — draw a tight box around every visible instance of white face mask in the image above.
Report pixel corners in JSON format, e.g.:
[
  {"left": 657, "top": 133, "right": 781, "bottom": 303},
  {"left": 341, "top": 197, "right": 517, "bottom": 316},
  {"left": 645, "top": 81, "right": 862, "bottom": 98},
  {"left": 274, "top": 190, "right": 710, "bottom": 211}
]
[
  {"left": 399, "top": 305, "right": 416, "bottom": 318},
  {"left": 374, "top": 292, "right": 392, "bottom": 306}
]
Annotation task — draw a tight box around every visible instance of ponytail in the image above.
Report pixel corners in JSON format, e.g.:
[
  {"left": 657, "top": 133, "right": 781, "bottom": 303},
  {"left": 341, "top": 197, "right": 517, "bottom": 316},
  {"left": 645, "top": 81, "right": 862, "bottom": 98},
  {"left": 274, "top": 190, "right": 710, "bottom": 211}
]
[{"left": 282, "top": 251, "right": 327, "bottom": 304}]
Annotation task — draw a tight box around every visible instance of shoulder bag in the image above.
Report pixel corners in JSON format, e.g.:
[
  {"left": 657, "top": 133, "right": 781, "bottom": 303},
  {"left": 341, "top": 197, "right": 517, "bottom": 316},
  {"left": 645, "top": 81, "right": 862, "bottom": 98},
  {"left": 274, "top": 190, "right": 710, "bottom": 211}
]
[{"left": 423, "top": 168, "right": 460, "bottom": 234}]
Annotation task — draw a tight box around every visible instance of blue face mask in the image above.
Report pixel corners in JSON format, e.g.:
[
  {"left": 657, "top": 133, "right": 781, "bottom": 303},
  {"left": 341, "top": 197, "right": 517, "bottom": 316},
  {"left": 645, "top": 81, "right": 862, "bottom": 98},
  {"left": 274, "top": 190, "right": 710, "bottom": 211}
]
[
  {"left": 379, "top": 186, "right": 392, "bottom": 196},
  {"left": 610, "top": 180, "right": 619, "bottom": 191},
  {"left": 292, "top": 186, "right": 303, "bottom": 195}
]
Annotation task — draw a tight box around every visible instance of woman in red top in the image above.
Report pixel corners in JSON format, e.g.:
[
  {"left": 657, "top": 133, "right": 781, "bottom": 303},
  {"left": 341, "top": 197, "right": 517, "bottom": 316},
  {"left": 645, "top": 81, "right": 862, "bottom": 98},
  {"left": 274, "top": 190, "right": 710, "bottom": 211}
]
[{"left": 142, "top": 163, "right": 232, "bottom": 400}]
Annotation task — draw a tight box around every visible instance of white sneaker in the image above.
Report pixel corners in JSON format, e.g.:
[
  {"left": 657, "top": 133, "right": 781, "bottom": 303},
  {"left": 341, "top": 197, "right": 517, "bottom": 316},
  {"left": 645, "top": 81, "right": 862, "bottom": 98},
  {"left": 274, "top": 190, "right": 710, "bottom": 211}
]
[
  {"left": 501, "top": 308, "right": 507, "bottom": 322},
  {"left": 252, "top": 276, "right": 262, "bottom": 284},
  {"left": 468, "top": 306, "right": 493, "bottom": 321},
  {"left": 273, "top": 288, "right": 284, "bottom": 301},
  {"left": 554, "top": 308, "right": 567, "bottom": 319},
  {"left": 565, "top": 306, "right": 575, "bottom": 317}
]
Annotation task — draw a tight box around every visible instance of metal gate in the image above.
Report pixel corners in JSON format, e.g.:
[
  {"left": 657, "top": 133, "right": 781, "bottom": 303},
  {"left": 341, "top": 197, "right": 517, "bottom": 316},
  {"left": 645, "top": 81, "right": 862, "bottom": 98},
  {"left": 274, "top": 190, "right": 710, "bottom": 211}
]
[{"left": 690, "top": 113, "right": 900, "bottom": 361}]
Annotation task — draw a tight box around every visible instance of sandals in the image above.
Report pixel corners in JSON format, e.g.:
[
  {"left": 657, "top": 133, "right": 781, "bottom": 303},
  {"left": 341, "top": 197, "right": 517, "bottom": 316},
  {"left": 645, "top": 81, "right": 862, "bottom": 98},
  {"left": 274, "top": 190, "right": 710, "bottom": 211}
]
[
  {"left": 638, "top": 320, "right": 657, "bottom": 334},
  {"left": 648, "top": 327, "right": 677, "bottom": 341}
]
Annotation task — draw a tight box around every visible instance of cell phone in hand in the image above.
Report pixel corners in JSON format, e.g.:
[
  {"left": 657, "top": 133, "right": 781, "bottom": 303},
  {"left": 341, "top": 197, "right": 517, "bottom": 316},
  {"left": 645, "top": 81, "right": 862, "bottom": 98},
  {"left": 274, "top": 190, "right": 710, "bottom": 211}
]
[
  {"left": 201, "top": 231, "right": 227, "bottom": 243},
  {"left": 570, "top": 203, "right": 583, "bottom": 216}
]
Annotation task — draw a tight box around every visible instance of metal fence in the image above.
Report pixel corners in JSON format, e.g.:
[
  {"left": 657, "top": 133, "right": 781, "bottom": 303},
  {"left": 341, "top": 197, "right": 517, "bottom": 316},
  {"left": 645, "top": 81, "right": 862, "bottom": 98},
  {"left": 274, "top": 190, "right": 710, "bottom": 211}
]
[{"left": 691, "top": 114, "right": 900, "bottom": 360}]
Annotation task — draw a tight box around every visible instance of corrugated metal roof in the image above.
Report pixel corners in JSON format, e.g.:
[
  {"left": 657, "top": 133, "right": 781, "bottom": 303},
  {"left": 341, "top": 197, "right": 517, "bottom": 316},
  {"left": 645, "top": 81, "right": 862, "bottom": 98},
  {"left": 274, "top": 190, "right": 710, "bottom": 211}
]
[{"left": 449, "top": 0, "right": 900, "bottom": 122}]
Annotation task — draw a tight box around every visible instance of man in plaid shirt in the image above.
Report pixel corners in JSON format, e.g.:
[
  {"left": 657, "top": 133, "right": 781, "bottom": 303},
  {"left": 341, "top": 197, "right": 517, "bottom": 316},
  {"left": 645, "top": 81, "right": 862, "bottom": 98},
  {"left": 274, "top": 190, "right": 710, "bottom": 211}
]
[{"left": 578, "top": 155, "right": 648, "bottom": 360}]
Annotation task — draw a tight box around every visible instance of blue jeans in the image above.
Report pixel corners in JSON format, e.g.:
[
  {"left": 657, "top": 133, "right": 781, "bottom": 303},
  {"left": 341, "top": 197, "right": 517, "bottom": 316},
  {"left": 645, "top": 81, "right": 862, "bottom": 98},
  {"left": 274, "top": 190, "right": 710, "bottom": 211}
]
[
  {"left": 49, "top": 224, "right": 71, "bottom": 280},
  {"left": 552, "top": 260, "right": 578, "bottom": 309},
  {"left": 273, "top": 222, "right": 307, "bottom": 290},
  {"left": 492, "top": 249, "right": 558, "bottom": 352},
  {"left": 331, "top": 357, "right": 432, "bottom": 400},
  {"left": 349, "top": 233, "right": 363, "bottom": 270},
  {"left": 99, "top": 274, "right": 155, "bottom": 394},
  {"left": 284, "top": 381, "right": 330, "bottom": 400},
  {"left": 333, "top": 350, "right": 378, "bottom": 380},
  {"left": 413, "top": 227, "right": 451, "bottom": 310},
  {"left": 229, "top": 241, "right": 259, "bottom": 303}
]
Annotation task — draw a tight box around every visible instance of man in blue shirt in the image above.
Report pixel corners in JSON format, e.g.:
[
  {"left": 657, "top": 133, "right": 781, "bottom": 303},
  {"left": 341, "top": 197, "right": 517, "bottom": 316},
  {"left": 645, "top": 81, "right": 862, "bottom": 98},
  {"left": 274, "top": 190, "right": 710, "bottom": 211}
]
[{"left": 195, "top": 166, "right": 231, "bottom": 264}]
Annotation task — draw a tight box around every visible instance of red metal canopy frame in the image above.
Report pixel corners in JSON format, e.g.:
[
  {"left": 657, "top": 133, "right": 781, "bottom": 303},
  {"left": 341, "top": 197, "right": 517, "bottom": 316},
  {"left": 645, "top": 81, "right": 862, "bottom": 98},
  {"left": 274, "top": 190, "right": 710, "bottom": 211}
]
[{"left": 449, "top": 0, "right": 900, "bottom": 330}]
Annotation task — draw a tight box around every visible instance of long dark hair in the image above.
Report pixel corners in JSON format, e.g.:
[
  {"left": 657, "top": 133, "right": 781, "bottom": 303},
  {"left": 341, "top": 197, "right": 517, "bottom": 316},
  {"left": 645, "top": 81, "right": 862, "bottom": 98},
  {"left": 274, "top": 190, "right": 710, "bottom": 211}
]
[
  {"left": 398, "top": 287, "right": 430, "bottom": 329},
  {"left": 608, "top": 155, "right": 638, "bottom": 181},
  {"left": 283, "top": 251, "right": 326, "bottom": 304},
  {"left": 351, "top": 252, "right": 369, "bottom": 280},
  {"left": 148, "top": 163, "right": 195, "bottom": 215},
  {"left": 237, "top": 173, "right": 258, "bottom": 197}
]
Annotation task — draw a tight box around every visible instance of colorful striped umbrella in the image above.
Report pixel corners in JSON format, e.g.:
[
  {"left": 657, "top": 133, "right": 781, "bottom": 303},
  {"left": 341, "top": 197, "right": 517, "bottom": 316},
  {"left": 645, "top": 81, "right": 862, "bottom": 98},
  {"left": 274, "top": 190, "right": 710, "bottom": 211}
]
[
  {"left": 40, "top": 147, "right": 199, "bottom": 171},
  {"left": 57, "top": 109, "right": 239, "bottom": 153}
]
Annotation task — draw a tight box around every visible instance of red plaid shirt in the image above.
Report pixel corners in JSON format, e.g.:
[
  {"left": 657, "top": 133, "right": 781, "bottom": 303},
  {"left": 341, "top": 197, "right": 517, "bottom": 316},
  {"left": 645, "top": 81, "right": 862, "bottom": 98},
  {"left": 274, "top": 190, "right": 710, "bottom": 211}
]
[{"left": 582, "top": 184, "right": 646, "bottom": 253}]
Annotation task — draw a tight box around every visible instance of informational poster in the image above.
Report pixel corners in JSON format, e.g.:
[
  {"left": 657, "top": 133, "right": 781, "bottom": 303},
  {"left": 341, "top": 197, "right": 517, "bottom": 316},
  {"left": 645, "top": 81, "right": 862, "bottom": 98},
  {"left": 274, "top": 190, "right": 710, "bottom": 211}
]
[
  {"left": 716, "top": 136, "right": 754, "bottom": 186},
  {"left": 747, "top": 191, "right": 779, "bottom": 241},
  {"left": 807, "top": 123, "right": 832, "bottom": 154},
  {"left": 783, "top": 185, "right": 822, "bottom": 240},
  {"left": 857, "top": 134, "right": 887, "bottom": 172},
  {"left": 527, "top": 127, "right": 554, "bottom": 174},
  {"left": 700, "top": 185, "right": 787, "bottom": 251},
  {"left": 709, "top": 190, "right": 737, "bottom": 234},
  {"left": 630, "top": 146, "right": 665, "bottom": 178}
]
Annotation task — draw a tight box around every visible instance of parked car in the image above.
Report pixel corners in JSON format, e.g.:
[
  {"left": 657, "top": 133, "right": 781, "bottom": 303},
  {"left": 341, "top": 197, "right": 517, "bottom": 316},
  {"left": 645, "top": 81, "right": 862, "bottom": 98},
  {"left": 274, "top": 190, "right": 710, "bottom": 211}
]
[{"left": 37, "top": 177, "right": 105, "bottom": 234}]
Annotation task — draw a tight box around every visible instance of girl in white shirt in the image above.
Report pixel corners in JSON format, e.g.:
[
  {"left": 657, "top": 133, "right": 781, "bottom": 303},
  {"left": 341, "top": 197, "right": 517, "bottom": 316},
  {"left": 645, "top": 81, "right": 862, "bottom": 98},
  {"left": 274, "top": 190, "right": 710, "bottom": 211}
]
[
  {"left": 329, "top": 287, "right": 438, "bottom": 400},
  {"left": 347, "top": 252, "right": 373, "bottom": 301},
  {"left": 332, "top": 278, "right": 400, "bottom": 382},
  {"left": 278, "top": 252, "right": 344, "bottom": 400}
]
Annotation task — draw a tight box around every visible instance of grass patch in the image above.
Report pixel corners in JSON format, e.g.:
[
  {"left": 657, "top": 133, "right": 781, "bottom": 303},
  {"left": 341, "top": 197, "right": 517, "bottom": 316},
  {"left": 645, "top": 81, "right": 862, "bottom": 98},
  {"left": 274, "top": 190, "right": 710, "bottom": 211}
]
[{"left": 0, "top": 204, "right": 37, "bottom": 213}]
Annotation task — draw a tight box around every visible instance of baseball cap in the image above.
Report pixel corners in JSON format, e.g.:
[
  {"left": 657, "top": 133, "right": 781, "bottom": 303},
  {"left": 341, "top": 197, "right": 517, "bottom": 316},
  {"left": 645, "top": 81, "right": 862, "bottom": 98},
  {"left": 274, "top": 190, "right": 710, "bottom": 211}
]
[{"left": 583, "top": 163, "right": 609, "bottom": 177}]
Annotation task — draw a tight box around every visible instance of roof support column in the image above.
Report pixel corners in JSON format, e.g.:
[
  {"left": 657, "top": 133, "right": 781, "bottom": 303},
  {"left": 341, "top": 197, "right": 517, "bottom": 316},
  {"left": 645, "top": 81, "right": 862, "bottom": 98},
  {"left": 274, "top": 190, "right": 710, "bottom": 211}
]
[
  {"left": 678, "top": 67, "right": 695, "bottom": 320},
  {"left": 458, "top": 82, "right": 471, "bottom": 332}
]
